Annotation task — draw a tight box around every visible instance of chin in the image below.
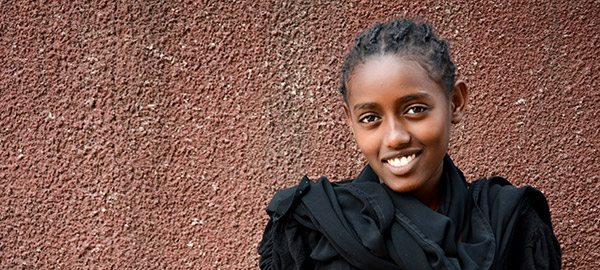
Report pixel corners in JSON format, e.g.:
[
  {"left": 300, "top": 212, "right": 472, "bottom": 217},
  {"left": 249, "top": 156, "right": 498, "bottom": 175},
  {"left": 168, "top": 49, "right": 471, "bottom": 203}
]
[{"left": 381, "top": 178, "right": 419, "bottom": 193}]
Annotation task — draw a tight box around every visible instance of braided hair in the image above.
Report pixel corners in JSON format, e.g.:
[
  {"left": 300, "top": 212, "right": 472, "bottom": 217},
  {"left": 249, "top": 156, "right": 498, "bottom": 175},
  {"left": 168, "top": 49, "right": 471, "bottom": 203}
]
[{"left": 339, "top": 19, "right": 455, "bottom": 102}]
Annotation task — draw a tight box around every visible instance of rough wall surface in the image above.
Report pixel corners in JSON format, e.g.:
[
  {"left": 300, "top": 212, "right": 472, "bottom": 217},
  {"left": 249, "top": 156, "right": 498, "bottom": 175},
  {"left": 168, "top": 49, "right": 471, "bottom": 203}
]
[{"left": 1, "top": 0, "right": 598, "bottom": 268}]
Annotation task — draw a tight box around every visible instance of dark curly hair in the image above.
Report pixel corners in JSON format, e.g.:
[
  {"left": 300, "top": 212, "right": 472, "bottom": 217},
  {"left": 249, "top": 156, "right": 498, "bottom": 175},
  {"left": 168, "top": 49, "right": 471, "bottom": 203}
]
[{"left": 339, "top": 19, "right": 455, "bottom": 102}]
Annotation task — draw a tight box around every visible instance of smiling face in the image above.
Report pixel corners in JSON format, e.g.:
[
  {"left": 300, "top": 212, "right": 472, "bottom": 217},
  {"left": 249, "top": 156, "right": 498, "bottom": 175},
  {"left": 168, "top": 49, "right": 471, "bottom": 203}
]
[{"left": 344, "top": 54, "right": 467, "bottom": 207}]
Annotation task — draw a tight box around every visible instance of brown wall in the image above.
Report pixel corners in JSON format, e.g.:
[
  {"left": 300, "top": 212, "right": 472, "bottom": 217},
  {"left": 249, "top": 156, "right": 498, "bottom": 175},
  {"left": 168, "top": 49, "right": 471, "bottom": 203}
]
[{"left": 1, "top": 0, "right": 598, "bottom": 268}]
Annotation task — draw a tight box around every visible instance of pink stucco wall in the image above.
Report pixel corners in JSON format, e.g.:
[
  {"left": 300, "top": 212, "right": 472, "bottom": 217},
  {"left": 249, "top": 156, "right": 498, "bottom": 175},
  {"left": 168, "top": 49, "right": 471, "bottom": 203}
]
[{"left": 1, "top": 1, "right": 598, "bottom": 268}]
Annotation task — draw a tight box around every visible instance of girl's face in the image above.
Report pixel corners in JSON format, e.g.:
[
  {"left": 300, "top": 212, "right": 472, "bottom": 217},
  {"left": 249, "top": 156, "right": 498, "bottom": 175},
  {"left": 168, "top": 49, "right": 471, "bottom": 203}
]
[{"left": 344, "top": 54, "right": 467, "bottom": 205}]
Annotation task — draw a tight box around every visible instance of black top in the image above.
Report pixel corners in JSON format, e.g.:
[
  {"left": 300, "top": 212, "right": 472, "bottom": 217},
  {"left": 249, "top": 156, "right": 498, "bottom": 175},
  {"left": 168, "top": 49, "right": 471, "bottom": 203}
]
[{"left": 258, "top": 155, "right": 561, "bottom": 269}]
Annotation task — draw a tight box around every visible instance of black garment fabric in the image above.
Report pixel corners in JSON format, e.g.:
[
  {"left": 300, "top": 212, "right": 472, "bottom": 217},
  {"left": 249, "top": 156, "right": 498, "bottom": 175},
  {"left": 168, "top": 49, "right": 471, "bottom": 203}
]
[{"left": 258, "top": 155, "right": 561, "bottom": 269}]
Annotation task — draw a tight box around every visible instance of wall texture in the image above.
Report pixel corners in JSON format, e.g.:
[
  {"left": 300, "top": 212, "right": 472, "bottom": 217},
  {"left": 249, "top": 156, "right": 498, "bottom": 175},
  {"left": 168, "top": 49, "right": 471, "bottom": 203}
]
[{"left": 1, "top": 0, "right": 598, "bottom": 268}]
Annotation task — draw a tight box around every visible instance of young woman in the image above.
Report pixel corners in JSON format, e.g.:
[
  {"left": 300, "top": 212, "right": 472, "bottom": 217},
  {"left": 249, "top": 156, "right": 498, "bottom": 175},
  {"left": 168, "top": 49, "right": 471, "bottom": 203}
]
[{"left": 259, "top": 18, "right": 561, "bottom": 270}]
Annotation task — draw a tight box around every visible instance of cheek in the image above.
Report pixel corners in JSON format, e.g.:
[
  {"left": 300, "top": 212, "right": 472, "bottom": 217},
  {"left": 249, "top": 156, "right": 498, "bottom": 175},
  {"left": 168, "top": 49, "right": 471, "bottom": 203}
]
[
  {"left": 414, "top": 117, "right": 450, "bottom": 147},
  {"left": 353, "top": 129, "right": 380, "bottom": 156}
]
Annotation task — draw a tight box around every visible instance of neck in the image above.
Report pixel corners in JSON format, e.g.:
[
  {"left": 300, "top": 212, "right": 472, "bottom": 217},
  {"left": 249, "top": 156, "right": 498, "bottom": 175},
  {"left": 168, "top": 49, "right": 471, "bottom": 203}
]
[
  {"left": 414, "top": 186, "right": 441, "bottom": 211},
  {"left": 411, "top": 161, "right": 444, "bottom": 211}
]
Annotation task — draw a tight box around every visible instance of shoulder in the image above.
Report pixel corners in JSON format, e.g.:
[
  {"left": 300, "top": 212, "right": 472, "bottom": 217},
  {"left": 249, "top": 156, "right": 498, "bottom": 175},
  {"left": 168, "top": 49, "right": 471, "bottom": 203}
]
[
  {"left": 264, "top": 176, "right": 314, "bottom": 220},
  {"left": 258, "top": 210, "right": 317, "bottom": 269},
  {"left": 501, "top": 205, "right": 562, "bottom": 269},
  {"left": 259, "top": 176, "right": 315, "bottom": 269},
  {"left": 259, "top": 176, "right": 359, "bottom": 270},
  {"left": 470, "top": 176, "right": 554, "bottom": 226},
  {"left": 265, "top": 176, "right": 355, "bottom": 218},
  {"left": 471, "top": 176, "right": 561, "bottom": 269}
]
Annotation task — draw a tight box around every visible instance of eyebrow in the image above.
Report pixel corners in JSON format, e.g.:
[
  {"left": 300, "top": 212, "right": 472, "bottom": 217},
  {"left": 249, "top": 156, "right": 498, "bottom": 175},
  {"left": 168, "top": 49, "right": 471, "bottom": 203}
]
[
  {"left": 353, "top": 102, "right": 378, "bottom": 111},
  {"left": 353, "top": 92, "right": 433, "bottom": 111}
]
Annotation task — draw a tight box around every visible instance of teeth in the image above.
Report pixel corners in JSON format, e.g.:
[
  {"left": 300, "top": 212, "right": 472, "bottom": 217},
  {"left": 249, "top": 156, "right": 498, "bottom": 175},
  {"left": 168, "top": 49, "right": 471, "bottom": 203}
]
[{"left": 387, "top": 153, "right": 416, "bottom": 167}]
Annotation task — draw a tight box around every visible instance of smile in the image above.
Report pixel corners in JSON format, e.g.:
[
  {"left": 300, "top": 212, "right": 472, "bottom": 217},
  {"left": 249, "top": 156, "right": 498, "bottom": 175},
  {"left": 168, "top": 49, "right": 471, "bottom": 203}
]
[{"left": 385, "top": 153, "right": 417, "bottom": 167}]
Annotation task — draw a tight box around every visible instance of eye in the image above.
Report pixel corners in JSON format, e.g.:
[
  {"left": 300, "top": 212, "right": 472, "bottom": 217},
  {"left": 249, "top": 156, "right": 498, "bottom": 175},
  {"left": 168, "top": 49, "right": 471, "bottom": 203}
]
[
  {"left": 405, "top": 105, "right": 428, "bottom": 115},
  {"left": 359, "top": 114, "right": 380, "bottom": 124}
]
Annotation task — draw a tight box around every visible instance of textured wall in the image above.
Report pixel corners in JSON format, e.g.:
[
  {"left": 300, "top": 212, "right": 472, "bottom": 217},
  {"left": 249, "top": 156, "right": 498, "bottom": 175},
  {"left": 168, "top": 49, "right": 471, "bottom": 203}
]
[{"left": 1, "top": 0, "right": 598, "bottom": 268}]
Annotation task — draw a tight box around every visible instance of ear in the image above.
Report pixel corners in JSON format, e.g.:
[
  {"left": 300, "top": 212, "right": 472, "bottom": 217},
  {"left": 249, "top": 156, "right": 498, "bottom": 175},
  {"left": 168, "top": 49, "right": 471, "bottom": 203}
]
[{"left": 450, "top": 80, "right": 468, "bottom": 124}]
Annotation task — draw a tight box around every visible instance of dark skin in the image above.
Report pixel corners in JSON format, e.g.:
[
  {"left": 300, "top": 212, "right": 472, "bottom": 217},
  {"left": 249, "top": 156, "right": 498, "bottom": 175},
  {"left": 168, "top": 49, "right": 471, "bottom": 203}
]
[{"left": 343, "top": 55, "right": 468, "bottom": 210}]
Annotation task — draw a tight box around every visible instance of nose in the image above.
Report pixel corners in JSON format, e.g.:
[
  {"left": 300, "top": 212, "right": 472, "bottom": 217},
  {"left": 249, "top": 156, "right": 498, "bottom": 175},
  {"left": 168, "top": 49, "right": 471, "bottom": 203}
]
[{"left": 383, "top": 117, "right": 410, "bottom": 148}]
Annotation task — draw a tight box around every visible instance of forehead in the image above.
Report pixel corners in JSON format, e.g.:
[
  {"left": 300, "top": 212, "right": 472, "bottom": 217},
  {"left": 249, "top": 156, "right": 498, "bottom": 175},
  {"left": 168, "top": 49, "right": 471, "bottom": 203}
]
[{"left": 346, "top": 55, "right": 445, "bottom": 103}]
